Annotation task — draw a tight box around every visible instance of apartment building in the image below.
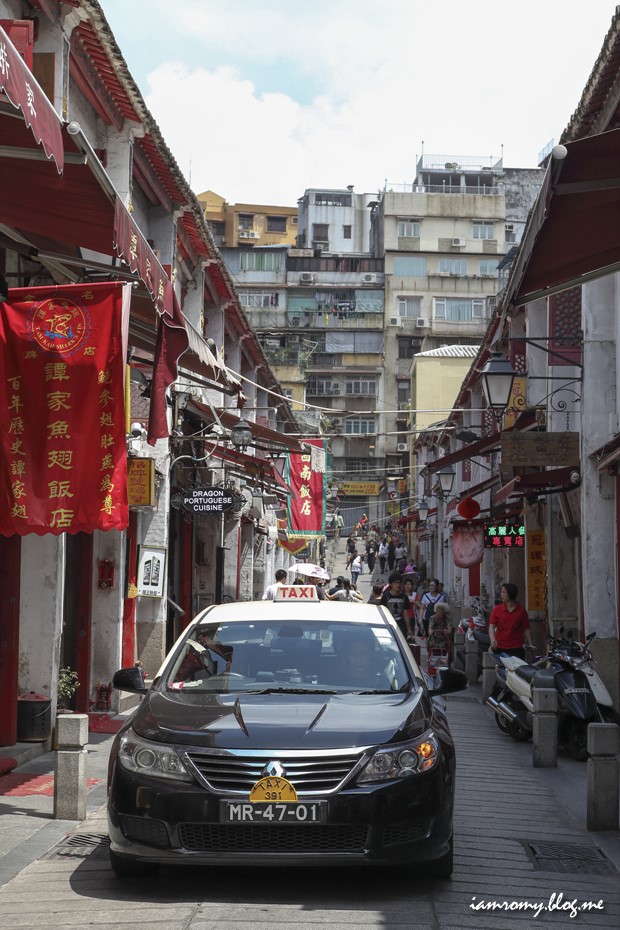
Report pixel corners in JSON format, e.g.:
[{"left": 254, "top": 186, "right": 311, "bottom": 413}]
[{"left": 372, "top": 155, "right": 542, "bottom": 503}]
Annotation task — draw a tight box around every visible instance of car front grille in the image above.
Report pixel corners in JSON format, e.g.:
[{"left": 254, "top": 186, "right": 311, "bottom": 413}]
[
  {"left": 183, "top": 749, "right": 366, "bottom": 796},
  {"left": 381, "top": 817, "right": 432, "bottom": 847},
  {"left": 178, "top": 822, "right": 369, "bottom": 852}
]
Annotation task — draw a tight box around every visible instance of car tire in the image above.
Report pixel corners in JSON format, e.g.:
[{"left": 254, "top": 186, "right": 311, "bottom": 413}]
[
  {"left": 109, "top": 849, "right": 159, "bottom": 878},
  {"left": 433, "top": 836, "right": 454, "bottom": 879}
]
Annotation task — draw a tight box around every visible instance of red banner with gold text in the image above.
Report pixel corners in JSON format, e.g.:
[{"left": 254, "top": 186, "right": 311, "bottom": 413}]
[
  {"left": 0, "top": 282, "right": 129, "bottom": 535},
  {"left": 286, "top": 439, "right": 325, "bottom": 537}
]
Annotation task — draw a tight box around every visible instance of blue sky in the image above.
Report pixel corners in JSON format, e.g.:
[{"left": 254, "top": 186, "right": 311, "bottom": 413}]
[{"left": 101, "top": 0, "right": 617, "bottom": 205}]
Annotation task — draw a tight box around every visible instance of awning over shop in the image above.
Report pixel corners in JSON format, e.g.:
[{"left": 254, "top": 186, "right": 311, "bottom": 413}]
[
  {"left": 446, "top": 475, "right": 500, "bottom": 512},
  {"left": 0, "top": 24, "right": 64, "bottom": 171},
  {"left": 185, "top": 399, "right": 304, "bottom": 453},
  {"left": 510, "top": 128, "right": 620, "bottom": 305},
  {"left": 492, "top": 467, "right": 579, "bottom": 506},
  {"left": 196, "top": 441, "right": 291, "bottom": 497}
]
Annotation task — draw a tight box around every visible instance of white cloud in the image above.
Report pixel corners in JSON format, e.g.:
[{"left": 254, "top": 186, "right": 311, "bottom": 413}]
[{"left": 131, "top": 0, "right": 617, "bottom": 204}]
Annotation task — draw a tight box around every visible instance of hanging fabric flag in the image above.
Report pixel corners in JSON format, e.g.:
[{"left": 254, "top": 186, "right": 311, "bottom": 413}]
[
  {"left": 0, "top": 282, "right": 129, "bottom": 535},
  {"left": 286, "top": 438, "right": 325, "bottom": 538}
]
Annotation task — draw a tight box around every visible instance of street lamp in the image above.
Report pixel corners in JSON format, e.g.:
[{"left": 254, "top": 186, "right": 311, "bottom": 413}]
[
  {"left": 230, "top": 419, "right": 252, "bottom": 453},
  {"left": 417, "top": 499, "right": 429, "bottom": 521},
  {"left": 437, "top": 464, "right": 456, "bottom": 499},
  {"left": 480, "top": 350, "right": 518, "bottom": 421}
]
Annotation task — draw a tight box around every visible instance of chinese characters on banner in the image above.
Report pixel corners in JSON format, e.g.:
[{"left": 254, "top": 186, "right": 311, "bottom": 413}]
[
  {"left": 0, "top": 282, "right": 129, "bottom": 535},
  {"left": 483, "top": 523, "right": 526, "bottom": 548},
  {"left": 526, "top": 531, "right": 547, "bottom": 612},
  {"left": 286, "top": 439, "right": 325, "bottom": 538}
]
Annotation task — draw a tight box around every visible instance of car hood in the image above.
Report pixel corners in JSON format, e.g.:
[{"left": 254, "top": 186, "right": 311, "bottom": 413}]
[{"left": 131, "top": 689, "right": 433, "bottom": 750}]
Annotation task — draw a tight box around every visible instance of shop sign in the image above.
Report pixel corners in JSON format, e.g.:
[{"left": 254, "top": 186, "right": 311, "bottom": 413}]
[
  {"left": 483, "top": 522, "right": 525, "bottom": 548},
  {"left": 527, "top": 530, "right": 547, "bottom": 611},
  {"left": 501, "top": 431, "right": 579, "bottom": 467},
  {"left": 128, "top": 457, "right": 155, "bottom": 507},
  {"left": 181, "top": 486, "right": 235, "bottom": 513},
  {"left": 340, "top": 481, "right": 380, "bottom": 496}
]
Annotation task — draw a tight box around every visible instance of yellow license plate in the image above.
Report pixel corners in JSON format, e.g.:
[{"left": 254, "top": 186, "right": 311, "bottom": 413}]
[{"left": 249, "top": 775, "right": 298, "bottom": 802}]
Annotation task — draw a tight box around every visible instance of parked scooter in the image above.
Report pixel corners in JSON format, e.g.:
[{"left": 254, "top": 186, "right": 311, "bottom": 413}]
[
  {"left": 486, "top": 632, "right": 618, "bottom": 760},
  {"left": 457, "top": 601, "right": 489, "bottom": 678}
]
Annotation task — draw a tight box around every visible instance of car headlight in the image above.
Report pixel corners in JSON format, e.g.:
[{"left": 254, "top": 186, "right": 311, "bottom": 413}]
[
  {"left": 356, "top": 732, "right": 440, "bottom": 784},
  {"left": 118, "top": 730, "right": 192, "bottom": 782}
]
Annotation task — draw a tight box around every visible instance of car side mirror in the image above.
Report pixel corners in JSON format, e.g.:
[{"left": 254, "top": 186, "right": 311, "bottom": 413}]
[
  {"left": 430, "top": 667, "right": 468, "bottom": 695},
  {"left": 112, "top": 666, "right": 148, "bottom": 694}
]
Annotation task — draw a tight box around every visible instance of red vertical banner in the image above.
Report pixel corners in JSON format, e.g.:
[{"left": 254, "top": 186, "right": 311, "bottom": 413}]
[
  {"left": 286, "top": 439, "right": 325, "bottom": 537},
  {"left": 0, "top": 282, "right": 129, "bottom": 535}
]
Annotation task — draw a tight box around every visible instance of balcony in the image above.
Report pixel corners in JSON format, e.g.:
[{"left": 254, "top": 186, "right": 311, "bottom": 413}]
[{"left": 288, "top": 311, "right": 383, "bottom": 330}]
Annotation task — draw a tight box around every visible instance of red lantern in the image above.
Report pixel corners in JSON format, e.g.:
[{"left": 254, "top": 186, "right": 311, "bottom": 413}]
[{"left": 457, "top": 497, "right": 480, "bottom": 521}]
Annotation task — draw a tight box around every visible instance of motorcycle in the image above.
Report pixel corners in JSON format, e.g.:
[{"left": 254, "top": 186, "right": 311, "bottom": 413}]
[{"left": 486, "top": 633, "right": 618, "bottom": 760}]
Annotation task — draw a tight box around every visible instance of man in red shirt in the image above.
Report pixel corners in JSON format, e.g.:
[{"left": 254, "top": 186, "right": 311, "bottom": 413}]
[{"left": 489, "top": 582, "right": 533, "bottom": 659}]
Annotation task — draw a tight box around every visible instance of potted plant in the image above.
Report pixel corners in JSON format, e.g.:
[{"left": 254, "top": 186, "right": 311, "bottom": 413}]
[{"left": 57, "top": 667, "right": 80, "bottom": 711}]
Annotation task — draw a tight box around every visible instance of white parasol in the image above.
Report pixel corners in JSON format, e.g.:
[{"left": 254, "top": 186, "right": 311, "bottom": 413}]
[{"left": 287, "top": 562, "right": 330, "bottom": 581}]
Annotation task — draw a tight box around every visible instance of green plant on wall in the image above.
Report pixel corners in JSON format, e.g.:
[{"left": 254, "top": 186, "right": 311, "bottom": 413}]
[{"left": 57, "top": 667, "right": 80, "bottom": 709}]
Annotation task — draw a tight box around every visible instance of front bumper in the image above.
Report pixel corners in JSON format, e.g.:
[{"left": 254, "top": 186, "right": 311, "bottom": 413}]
[{"left": 108, "top": 761, "right": 455, "bottom": 867}]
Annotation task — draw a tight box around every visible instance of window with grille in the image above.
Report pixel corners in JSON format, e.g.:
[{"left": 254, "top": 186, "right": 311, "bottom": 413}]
[
  {"left": 393, "top": 256, "right": 427, "bottom": 277},
  {"left": 345, "top": 377, "right": 377, "bottom": 396},
  {"left": 345, "top": 417, "right": 376, "bottom": 435},
  {"left": 238, "top": 214, "right": 254, "bottom": 230},
  {"left": 238, "top": 290, "right": 274, "bottom": 308},
  {"left": 315, "top": 193, "right": 351, "bottom": 206},
  {"left": 313, "top": 223, "right": 329, "bottom": 241},
  {"left": 472, "top": 222, "right": 494, "bottom": 239},
  {"left": 439, "top": 258, "right": 468, "bottom": 275},
  {"left": 239, "top": 252, "right": 283, "bottom": 271},
  {"left": 434, "top": 298, "right": 485, "bottom": 322},
  {"left": 342, "top": 459, "right": 381, "bottom": 476},
  {"left": 266, "top": 216, "right": 287, "bottom": 233},
  {"left": 397, "top": 296, "right": 422, "bottom": 317},
  {"left": 398, "top": 219, "right": 420, "bottom": 237}
]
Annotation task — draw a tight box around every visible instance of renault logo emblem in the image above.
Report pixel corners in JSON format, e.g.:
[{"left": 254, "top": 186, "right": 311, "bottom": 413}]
[{"left": 262, "top": 760, "right": 285, "bottom": 778}]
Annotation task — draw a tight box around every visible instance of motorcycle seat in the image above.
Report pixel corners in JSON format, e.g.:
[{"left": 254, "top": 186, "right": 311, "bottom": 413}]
[{"left": 514, "top": 664, "right": 537, "bottom": 683}]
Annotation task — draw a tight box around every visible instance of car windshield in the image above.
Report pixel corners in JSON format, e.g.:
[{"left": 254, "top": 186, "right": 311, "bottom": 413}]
[{"left": 164, "top": 619, "right": 411, "bottom": 694}]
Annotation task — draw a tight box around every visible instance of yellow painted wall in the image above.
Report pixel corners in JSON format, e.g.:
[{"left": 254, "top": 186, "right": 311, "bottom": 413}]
[{"left": 413, "top": 356, "right": 475, "bottom": 432}]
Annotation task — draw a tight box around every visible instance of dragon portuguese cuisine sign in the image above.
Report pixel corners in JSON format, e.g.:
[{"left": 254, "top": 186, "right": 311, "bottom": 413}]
[{"left": 0, "top": 282, "right": 129, "bottom": 536}]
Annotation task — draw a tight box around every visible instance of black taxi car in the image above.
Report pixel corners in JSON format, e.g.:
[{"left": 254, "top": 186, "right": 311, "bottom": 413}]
[{"left": 107, "top": 585, "right": 467, "bottom": 876}]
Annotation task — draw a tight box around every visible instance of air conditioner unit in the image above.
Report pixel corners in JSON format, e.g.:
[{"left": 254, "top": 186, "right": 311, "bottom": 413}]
[
  {"left": 388, "top": 317, "right": 402, "bottom": 326},
  {"left": 397, "top": 443, "right": 408, "bottom": 453},
  {"left": 451, "top": 237, "right": 465, "bottom": 247},
  {"left": 313, "top": 241, "right": 329, "bottom": 252},
  {"left": 300, "top": 272, "right": 317, "bottom": 284},
  {"left": 416, "top": 317, "right": 430, "bottom": 328},
  {"left": 505, "top": 223, "right": 515, "bottom": 232},
  {"left": 363, "top": 273, "right": 377, "bottom": 284}
]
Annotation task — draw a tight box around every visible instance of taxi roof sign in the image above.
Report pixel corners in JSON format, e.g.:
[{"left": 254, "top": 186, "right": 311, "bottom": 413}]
[{"left": 274, "top": 585, "right": 319, "bottom": 601}]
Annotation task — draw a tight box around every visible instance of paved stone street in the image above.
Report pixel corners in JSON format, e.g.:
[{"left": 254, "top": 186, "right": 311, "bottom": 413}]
[{"left": 0, "top": 538, "right": 619, "bottom": 929}]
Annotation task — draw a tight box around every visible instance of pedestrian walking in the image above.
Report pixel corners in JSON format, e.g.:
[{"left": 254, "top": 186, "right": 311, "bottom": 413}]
[
  {"left": 366, "top": 537, "right": 377, "bottom": 573},
  {"left": 488, "top": 582, "right": 533, "bottom": 660},
  {"left": 378, "top": 537, "right": 388, "bottom": 574},
  {"left": 351, "top": 553, "right": 364, "bottom": 586},
  {"left": 419, "top": 578, "right": 448, "bottom": 638},
  {"left": 380, "top": 572, "right": 413, "bottom": 639},
  {"left": 345, "top": 534, "right": 357, "bottom": 569},
  {"left": 387, "top": 538, "right": 396, "bottom": 572},
  {"left": 262, "top": 568, "right": 287, "bottom": 600}
]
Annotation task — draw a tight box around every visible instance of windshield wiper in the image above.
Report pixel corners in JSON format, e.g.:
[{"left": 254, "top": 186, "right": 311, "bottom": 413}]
[
  {"left": 352, "top": 683, "right": 412, "bottom": 695},
  {"left": 247, "top": 687, "right": 339, "bottom": 695}
]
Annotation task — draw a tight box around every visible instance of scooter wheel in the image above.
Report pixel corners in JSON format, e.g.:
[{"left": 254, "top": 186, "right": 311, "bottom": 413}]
[{"left": 495, "top": 711, "right": 530, "bottom": 742}]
